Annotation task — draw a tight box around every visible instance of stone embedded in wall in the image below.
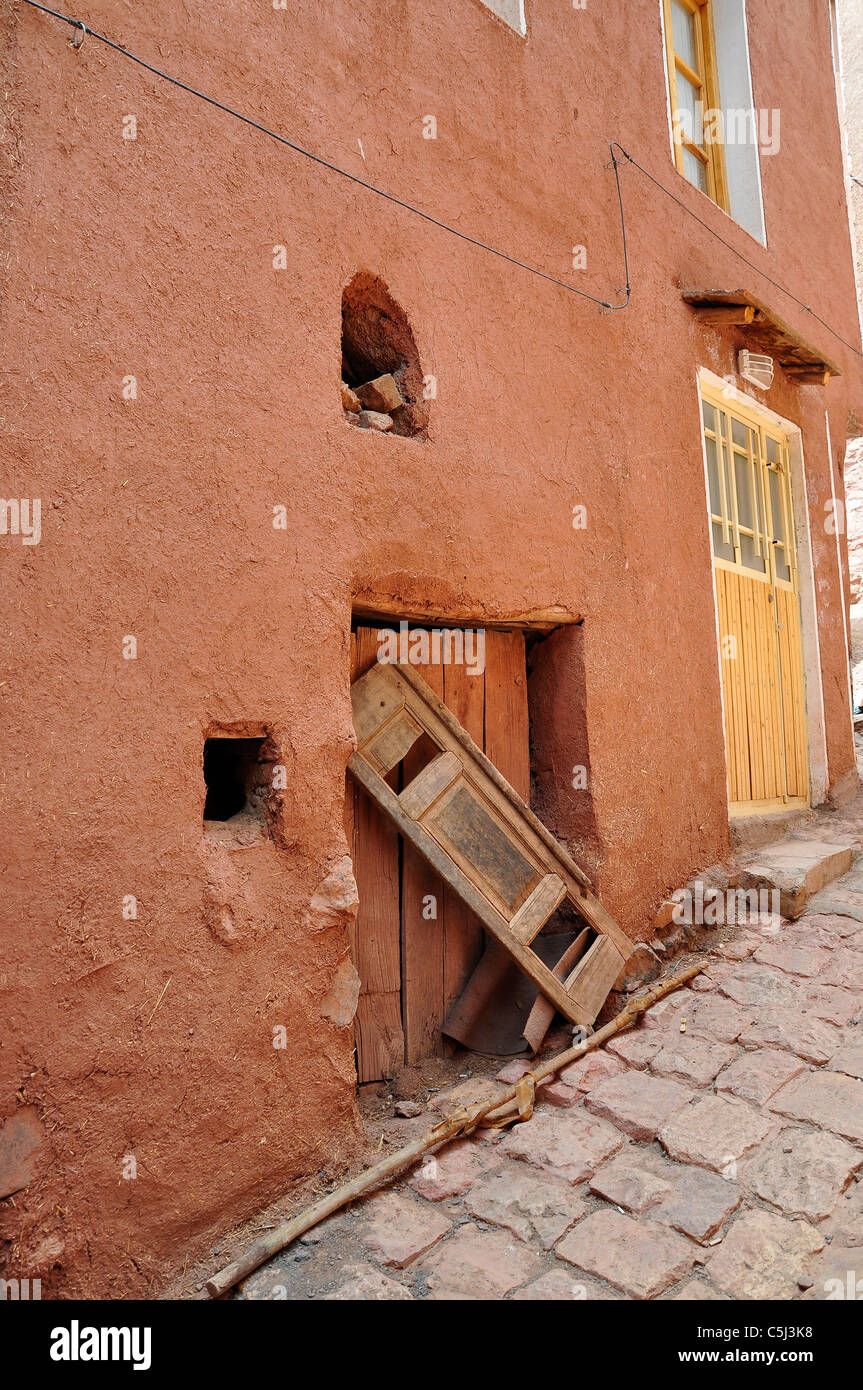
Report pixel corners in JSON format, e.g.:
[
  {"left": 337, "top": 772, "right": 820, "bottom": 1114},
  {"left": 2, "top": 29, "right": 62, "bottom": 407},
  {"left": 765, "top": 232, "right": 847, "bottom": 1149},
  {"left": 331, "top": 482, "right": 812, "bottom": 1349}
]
[
  {"left": 30, "top": 1232, "right": 65, "bottom": 1269},
  {"left": 0, "top": 1107, "right": 48, "bottom": 1199},
  {"left": 614, "top": 943, "right": 660, "bottom": 993},
  {"left": 307, "top": 855, "right": 360, "bottom": 932},
  {"left": 355, "top": 373, "right": 404, "bottom": 413},
  {"left": 353, "top": 409, "right": 394, "bottom": 432},
  {"left": 321, "top": 956, "right": 362, "bottom": 1027},
  {"left": 340, "top": 382, "right": 361, "bottom": 413}
]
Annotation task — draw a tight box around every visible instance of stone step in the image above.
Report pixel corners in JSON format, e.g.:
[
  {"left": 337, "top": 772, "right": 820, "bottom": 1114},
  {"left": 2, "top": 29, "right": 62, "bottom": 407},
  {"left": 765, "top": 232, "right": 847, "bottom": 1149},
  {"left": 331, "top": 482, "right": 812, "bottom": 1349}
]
[{"left": 737, "top": 839, "right": 855, "bottom": 918}]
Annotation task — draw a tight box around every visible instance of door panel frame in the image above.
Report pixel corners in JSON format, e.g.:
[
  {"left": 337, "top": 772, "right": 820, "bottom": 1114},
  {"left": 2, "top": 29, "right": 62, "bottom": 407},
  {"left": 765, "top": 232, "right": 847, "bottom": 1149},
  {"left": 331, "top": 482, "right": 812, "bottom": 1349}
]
[{"left": 696, "top": 368, "right": 828, "bottom": 812}]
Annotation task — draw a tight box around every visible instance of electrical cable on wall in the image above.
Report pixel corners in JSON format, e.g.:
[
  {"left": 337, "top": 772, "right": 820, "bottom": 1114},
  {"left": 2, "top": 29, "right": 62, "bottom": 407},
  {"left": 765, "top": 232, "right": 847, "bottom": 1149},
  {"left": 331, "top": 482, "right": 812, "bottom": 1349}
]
[{"left": 17, "top": 0, "right": 863, "bottom": 360}]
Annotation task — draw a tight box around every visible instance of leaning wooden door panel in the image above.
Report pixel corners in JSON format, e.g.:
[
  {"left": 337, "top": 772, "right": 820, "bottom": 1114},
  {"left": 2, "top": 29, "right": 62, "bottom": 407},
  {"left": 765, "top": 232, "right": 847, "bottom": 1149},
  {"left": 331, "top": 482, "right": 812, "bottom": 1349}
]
[
  {"left": 441, "top": 658, "right": 486, "bottom": 1016},
  {"left": 349, "top": 660, "right": 631, "bottom": 1027},
  {"left": 400, "top": 654, "right": 446, "bottom": 1065}
]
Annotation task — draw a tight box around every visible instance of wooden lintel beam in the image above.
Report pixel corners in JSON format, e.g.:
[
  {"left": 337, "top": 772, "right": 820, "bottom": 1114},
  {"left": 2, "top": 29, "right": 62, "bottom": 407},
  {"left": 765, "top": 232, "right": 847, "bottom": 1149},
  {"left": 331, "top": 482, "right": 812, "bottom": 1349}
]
[
  {"left": 352, "top": 602, "right": 581, "bottom": 632},
  {"left": 783, "top": 369, "right": 831, "bottom": 386},
  {"left": 694, "top": 304, "right": 756, "bottom": 326}
]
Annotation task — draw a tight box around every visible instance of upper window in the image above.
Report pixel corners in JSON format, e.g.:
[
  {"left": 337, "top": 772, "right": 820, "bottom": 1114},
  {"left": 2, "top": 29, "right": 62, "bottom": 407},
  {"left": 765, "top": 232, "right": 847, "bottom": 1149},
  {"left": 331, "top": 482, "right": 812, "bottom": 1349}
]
[
  {"left": 663, "top": 0, "right": 729, "bottom": 207},
  {"left": 661, "top": 0, "right": 767, "bottom": 243}
]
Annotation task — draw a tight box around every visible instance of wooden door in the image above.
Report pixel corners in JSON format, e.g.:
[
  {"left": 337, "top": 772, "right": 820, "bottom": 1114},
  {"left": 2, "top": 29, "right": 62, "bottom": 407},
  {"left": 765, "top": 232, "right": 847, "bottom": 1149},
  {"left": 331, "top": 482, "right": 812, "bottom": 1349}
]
[
  {"left": 701, "top": 389, "right": 808, "bottom": 814},
  {"left": 346, "top": 625, "right": 529, "bottom": 1082}
]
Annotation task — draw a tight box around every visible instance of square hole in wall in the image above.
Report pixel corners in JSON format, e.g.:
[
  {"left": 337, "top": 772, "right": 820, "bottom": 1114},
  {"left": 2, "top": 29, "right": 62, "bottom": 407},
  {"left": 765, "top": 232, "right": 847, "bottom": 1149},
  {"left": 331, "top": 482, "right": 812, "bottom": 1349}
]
[{"left": 203, "top": 737, "right": 266, "bottom": 825}]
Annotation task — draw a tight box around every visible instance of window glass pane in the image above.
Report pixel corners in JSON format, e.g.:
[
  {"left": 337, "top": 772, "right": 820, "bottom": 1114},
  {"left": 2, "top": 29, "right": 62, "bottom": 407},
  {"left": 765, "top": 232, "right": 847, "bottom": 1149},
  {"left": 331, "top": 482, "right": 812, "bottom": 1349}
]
[
  {"left": 765, "top": 436, "right": 780, "bottom": 465},
  {"left": 671, "top": 0, "right": 698, "bottom": 70},
  {"left": 740, "top": 533, "right": 766, "bottom": 573},
  {"left": 705, "top": 436, "right": 722, "bottom": 513},
  {"left": 731, "top": 417, "right": 749, "bottom": 449},
  {"left": 712, "top": 520, "right": 735, "bottom": 562},
  {"left": 682, "top": 145, "right": 708, "bottom": 190},
  {"left": 675, "top": 72, "right": 703, "bottom": 146},
  {"left": 769, "top": 470, "right": 785, "bottom": 545},
  {"left": 734, "top": 452, "right": 753, "bottom": 529},
  {"left": 701, "top": 399, "right": 715, "bottom": 432},
  {"left": 774, "top": 545, "right": 791, "bottom": 583}
]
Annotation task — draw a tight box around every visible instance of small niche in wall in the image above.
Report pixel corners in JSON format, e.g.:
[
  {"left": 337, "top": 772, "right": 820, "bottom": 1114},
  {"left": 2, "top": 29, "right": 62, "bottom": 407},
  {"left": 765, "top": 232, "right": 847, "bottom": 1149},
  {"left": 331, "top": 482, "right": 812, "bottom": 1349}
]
[
  {"left": 340, "top": 272, "right": 428, "bottom": 438},
  {"left": 203, "top": 735, "right": 270, "bottom": 839}
]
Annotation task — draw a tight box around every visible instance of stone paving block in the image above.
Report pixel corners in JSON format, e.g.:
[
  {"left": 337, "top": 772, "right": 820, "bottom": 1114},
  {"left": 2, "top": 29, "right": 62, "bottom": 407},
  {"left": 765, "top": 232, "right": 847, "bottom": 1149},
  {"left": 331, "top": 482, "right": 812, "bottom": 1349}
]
[
  {"left": 500, "top": 1107, "right": 625, "bottom": 1184},
  {"left": 710, "top": 935, "right": 762, "bottom": 962},
  {"left": 589, "top": 1149, "right": 675, "bottom": 1215},
  {"left": 773, "top": 921, "right": 838, "bottom": 950},
  {"left": 806, "top": 907, "right": 863, "bottom": 938},
  {"left": 828, "top": 1041, "right": 863, "bottom": 1081},
  {"left": 605, "top": 1030, "right": 663, "bottom": 1069},
  {"left": 823, "top": 1187, "right": 863, "bottom": 1246},
  {"left": 324, "top": 1263, "right": 413, "bottom": 1300},
  {"left": 539, "top": 1081, "right": 581, "bottom": 1108},
  {"left": 495, "top": 1060, "right": 533, "bottom": 1084},
  {"left": 427, "top": 1078, "right": 508, "bottom": 1114},
  {"left": 650, "top": 1035, "right": 737, "bottom": 1088},
  {"left": 652, "top": 1165, "right": 742, "bottom": 1242},
  {"left": 408, "top": 1139, "right": 496, "bottom": 1201},
  {"left": 815, "top": 949, "right": 862, "bottom": 990},
  {"left": 752, "top": 941, "right": 832, "bottom": 978},
  {"left": 659, "top": 1094, "right": 776, "bottom": 1173},
  {"left": 642, "top": 993, "right": 691, "bottom": 1030},
  {"left": 800, "top": 1247, "right": 863, "bottom": 1300},
  {"left": 798, "top": 983, "right": 863, "bottom": 1026},
  {"left": 768, "top": 1070, "right": 863, "bottom": 1144},
  {"left": 689, "top": 973, "right": 716, "bottom": 991},
  {"left": 558, "top": 1050, "right": 624, "bottom": 1093},
  {"left": 419, "top": 1224, "right": 540, "bottom": 1299},
  {"left": 715, "top": 1049, "right": 805, "bottom": 1106},
  {"left": 465, "top": 1160, "right": 586, "bottom": 1248},
  {"left": 738, "top": 1127, "right": 862, "bottom": 1222},
  {"left": 717, "top": 964, "right": 799, "bottom": 1009},
  {"left": 556, "top": 1208, "right": 696, "bottom": 1299},
  {"left": 511, "top": 1268, "right": 624, "bottom": 1300},
  {"left": 737, "top": 1007, "right": 842, "bottom": 1065},
  {"left": 584, "top": 1071, "right": 693, "bottom": 1142},
  {"left": 682, "top": 994, "right": 753, "bottom": 1043},
  {"left": 360, "top": 1191, "right": 451, "bottom": 1268},
  {"left": 707, "top": 1209, "right": 825, "bottom": 1299},
  {"left": 670, "top": 1277, "right": 730, "bottom": 1301}
]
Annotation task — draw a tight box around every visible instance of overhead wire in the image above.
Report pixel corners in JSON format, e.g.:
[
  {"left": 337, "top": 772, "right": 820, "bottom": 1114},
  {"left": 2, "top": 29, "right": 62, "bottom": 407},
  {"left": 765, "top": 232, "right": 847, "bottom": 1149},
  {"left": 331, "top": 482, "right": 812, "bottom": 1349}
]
[{"left": 17, "top": 0, "right": 863, "bottom": 359}]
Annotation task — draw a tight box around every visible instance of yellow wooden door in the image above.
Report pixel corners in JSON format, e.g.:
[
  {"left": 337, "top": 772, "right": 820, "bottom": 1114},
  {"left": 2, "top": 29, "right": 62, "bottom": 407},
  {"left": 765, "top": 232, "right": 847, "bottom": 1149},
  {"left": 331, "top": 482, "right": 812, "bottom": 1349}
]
[{"left": 701, "top": 389, "right": 808, "bottom": 813}]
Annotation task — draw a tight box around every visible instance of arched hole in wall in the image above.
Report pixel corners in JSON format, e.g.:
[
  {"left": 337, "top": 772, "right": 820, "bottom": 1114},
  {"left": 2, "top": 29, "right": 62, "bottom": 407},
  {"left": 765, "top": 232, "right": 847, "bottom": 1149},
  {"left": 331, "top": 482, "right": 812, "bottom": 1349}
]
[{"left": 341, "top": 272, "right": 428, "bottom": 438}]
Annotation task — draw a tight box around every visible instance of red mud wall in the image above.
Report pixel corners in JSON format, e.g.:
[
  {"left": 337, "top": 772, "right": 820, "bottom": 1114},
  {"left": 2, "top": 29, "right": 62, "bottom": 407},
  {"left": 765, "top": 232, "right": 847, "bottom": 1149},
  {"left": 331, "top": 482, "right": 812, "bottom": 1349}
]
[{"left": 1, "top": 0, "right": 861, "bottom": 1295}]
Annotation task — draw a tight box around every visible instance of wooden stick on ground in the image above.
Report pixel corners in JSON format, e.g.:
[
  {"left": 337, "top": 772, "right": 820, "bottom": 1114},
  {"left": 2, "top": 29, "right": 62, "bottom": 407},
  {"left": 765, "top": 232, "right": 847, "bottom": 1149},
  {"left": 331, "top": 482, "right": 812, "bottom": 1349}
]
[{"left": 205, "top": 960, "right": 704, "bottom": 1298}]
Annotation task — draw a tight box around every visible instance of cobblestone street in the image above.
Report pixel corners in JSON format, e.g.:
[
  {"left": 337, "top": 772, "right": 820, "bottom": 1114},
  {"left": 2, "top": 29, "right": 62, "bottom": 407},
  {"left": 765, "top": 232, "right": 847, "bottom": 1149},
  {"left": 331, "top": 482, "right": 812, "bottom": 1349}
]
[{"left": 235, "top": 805, "right": 863, "bottom": 1302}]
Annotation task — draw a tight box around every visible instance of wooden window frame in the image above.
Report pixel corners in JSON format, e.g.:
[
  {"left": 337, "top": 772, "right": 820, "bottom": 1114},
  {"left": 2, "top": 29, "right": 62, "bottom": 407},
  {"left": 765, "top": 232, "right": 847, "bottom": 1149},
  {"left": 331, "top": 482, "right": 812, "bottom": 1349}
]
[
  {"left": 701, "top": 385, "right": 799, "bottom": 594},
  {"left": 662, "top": 0, "right": 730, "bottom": 212}
]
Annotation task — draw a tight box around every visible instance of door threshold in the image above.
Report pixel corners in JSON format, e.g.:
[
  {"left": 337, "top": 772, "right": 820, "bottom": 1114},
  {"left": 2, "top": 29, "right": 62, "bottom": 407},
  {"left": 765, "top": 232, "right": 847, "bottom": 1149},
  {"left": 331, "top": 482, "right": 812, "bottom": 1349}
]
[{"left": 729, "top": 797, "right": 810, "bottom": 817}]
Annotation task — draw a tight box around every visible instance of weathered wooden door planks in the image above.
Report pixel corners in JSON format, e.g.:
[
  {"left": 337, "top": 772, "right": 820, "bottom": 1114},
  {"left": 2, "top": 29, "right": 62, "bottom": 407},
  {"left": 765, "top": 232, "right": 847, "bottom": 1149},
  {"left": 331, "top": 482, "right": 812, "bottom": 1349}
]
[
  {"left": 349, "top": 654, "right": 632, "bottom": 1065},
  {"left": 348, "top": 626, "right": 536, "bottom": 1079}
]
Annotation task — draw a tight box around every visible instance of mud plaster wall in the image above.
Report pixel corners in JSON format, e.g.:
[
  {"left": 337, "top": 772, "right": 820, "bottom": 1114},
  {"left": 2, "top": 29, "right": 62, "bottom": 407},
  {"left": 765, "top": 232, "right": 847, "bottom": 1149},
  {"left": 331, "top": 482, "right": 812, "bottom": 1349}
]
[{"left": 1, "top": 0, "right": 862, "bottom": 1296}]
